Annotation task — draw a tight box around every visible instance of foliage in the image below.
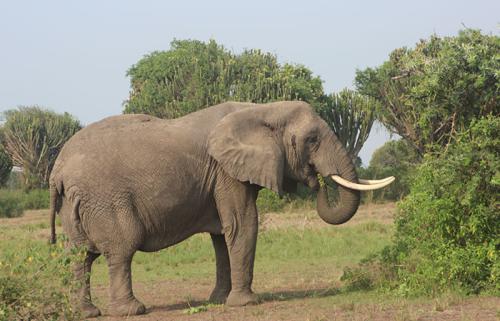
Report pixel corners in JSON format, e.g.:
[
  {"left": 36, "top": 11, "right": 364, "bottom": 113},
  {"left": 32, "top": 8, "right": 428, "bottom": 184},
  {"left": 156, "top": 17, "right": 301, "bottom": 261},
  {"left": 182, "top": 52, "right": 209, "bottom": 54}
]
[
  {"left": 2, "top": 107, "right": 81, "bottom": 189},
  {"left": 356, "top": 29, "right": 499, "bottom": 155},
  {"left": 125, "top": 39, "right": 377, "bottom": 186},
  {"left": 124, "top": 39, "right": 324, "bottom": 118},
  {"left": 0, "top": 190, "right": 24, "bottom": 218},
  {"left": 256, "top": 189, "right": 289, "bottom": 213},
  {"left": 0, "top": 236, "right": 84, "bottom": 321},
  {"left": 353, "top": 116, "right": 499, "bottom": 296},
  {"left": 316, "top": 89, "right": 377, "bottom": 159},
  {"left": 0, "top": 144, "right": 12, "bottom": 187},
  {"left": 20, "top": 189, "right": 50, "bottom": 210},
  {"left": 362, "top": 139, "right": 420, "bottom": 201},
  {"left": 340, "top": 254, "right": 393, "bottom": 292},
  {"left": 0, "top": 189, "right": 50, "bottom": 218}
]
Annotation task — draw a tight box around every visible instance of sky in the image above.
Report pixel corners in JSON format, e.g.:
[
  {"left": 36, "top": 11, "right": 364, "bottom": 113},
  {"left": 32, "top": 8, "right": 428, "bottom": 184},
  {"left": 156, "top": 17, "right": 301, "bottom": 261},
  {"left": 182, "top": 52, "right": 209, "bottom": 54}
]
[{"left": 0, "top": 0, "right": 498, "bottom": 165}]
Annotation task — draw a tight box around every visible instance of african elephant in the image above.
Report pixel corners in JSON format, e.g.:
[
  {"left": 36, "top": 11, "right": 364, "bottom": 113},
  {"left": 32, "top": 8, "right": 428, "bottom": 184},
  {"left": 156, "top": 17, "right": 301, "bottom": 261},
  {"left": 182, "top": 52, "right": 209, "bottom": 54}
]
[{"left": 49, "top": 101, "right": 393, "bottom": 317}]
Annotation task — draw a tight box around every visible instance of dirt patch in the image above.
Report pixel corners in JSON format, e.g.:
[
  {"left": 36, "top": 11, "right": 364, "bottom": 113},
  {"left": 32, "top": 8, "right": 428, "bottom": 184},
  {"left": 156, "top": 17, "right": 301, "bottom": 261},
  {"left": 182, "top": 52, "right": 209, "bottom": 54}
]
[
  {"left": 92, "top": 279, "right": 499, "bottom": 321},
  {"left": 1, "top": 203, "right": 396, "bottom": 231}
]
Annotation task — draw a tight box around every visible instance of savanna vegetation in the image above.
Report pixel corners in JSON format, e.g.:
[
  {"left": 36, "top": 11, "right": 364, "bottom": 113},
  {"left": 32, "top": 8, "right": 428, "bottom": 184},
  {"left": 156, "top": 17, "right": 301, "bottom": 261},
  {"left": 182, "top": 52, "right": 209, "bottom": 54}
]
[
  {"left": 342, "top": 30, "right": 499, "bottom": 297},
  {"left": 2, "top": 107, "right": 81, "bottom": 189},
  {"left": 0, "top": 29, "right": 498, "bottom": 319}
]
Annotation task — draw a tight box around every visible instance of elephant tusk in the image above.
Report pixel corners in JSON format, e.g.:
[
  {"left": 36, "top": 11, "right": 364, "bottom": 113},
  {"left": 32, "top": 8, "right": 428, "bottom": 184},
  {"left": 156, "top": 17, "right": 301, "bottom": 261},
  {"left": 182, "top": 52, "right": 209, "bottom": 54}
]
[
  {"left": 331, "top": 175, "right": 395, "bottom": 191},
  {"left": 358, "top": 177, "right": 395, "bottom": 185}
]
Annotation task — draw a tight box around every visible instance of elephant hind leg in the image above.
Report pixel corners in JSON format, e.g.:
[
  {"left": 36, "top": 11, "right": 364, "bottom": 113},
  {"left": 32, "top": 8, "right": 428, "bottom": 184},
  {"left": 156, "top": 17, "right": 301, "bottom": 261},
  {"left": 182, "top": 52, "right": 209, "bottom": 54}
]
[
  {"left": 209, "top": 233, "right": 232, "bottom": 303},
  {"left": 73, "top": 251, "right": 101, "bottom": 318},
  {"left": 105, "top": 253, "right": 146, "bottom": 316}
]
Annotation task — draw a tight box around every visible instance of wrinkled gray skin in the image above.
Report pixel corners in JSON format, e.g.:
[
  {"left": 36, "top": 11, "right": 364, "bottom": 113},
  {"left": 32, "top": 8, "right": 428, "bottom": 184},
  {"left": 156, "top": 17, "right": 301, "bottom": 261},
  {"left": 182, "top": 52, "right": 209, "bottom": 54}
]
[{"left": 49, "top": 101, "right": 360, "bottom": 317}]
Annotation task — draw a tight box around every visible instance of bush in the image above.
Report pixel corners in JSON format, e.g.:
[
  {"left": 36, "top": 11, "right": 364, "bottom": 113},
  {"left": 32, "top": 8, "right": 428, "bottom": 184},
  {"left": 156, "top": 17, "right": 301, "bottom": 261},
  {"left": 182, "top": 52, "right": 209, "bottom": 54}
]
[
  {"left": 0, "top": 237, "right": 83, "bottom": 320},
  {"left": 361, "top": 139, "right": 420, "bottom": 202},
  {"left": 256, "top": 189, "right": 289, "bottom": 213},
  {"left": 0, "top": 190, "right": 24, "bottom": 218},
  {"left": 0, "top": 189, "right": 50, "bottom": 218},
  {"left": 0, "top": 145, "right": 12, "bottom": 187},
  {"left": 21, "top": 189, "right": 50, "bottom": 210},
  {"left": 347, "top": 117, "right": 499, "bottom": 296}
]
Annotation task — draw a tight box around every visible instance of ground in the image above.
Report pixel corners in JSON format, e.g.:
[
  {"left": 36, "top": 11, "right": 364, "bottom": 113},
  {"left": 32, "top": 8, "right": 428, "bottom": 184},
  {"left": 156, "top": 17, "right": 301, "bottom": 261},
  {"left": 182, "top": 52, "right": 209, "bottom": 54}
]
[{"left": 1, "top": 203, "right": 498, "bottom": 321}]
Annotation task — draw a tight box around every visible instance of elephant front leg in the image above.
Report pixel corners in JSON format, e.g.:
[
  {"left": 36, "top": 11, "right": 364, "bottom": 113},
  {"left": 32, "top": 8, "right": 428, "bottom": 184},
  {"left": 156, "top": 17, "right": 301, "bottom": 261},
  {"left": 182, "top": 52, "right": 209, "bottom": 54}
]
[
  {"left": 215, "top": 182, "right": 260, "bottom": 307},
  {"left": 224, "top": 211, "right": 259, "bottom": 306},
  {"left": 73, "top": 251, "right": 101, "bottom": 318},
  {"left": 209, "top": 233, "right": 232, "bottom": 303},
  {"left": 105, "top": 254, "right": 146, "bottom": 316}
]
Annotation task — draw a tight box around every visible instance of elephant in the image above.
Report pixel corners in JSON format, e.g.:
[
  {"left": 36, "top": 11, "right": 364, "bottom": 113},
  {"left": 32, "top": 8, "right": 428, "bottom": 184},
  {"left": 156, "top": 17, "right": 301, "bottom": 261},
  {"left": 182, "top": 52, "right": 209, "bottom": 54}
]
[{"left": 49, "top": 101, "right": 393, "bottom": 317}]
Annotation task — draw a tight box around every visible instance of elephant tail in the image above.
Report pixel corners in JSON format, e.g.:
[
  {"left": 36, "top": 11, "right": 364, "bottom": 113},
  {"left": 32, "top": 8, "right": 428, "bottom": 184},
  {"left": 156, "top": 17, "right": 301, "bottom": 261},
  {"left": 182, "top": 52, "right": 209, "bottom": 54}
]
[{"left": 49, "top": 182, "right": 60, "bottom": 245}]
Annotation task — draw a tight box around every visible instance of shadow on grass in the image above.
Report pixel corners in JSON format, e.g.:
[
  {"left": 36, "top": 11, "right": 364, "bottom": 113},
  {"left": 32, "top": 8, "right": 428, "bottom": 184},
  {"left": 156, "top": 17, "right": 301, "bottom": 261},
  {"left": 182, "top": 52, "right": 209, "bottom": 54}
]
[
  {"left": 148, "top": 299, "right": 207, "bottom": 313},
  {"left": 148, "top": 287, "right": 341, "bottom": 313},
  {"left": 258, "top": 287, "right": 341, "bottom": 303}
]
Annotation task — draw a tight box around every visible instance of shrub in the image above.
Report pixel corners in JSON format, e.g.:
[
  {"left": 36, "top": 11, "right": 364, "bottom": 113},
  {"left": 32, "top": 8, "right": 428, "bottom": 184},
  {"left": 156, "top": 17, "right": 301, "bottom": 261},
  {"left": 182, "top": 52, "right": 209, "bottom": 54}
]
[
  {"left": 0, "top": 189, "right": 50, "bottom": 218},
  {"left": 256, "top": 189, "right": 289, "bottom": 213},
  {"left": 362, "top": 139, "right": 420, "bottom": 202},
  {"left": 0, "top": 144, "right": 12, "bottom": 187},
  {"left": 21, "top": 189, "right": 50, "bottom": 210},
  {"left": 349, "top": 116, "right": 499, "bottom": 296},
  {"left": 0, "top": 237, "right": 83, "bottom": 320},
  {"left": 0, "top": 190, "right": 24, "bottom": 218}
]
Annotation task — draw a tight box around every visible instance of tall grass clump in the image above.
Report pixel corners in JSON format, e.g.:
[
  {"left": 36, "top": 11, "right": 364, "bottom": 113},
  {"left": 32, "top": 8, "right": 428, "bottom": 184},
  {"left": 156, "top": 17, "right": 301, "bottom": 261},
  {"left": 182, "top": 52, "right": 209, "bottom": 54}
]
[{"left": 0, "top": 236, "right": 84, "bottom": 320}]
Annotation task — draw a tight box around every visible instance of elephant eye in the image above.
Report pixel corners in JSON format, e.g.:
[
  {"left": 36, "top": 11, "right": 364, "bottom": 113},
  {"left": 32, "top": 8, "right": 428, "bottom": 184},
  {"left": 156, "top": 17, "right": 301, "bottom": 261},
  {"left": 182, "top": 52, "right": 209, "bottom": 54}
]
[{"left": 307, "top": 136, "right": 318, "bottom": 144}]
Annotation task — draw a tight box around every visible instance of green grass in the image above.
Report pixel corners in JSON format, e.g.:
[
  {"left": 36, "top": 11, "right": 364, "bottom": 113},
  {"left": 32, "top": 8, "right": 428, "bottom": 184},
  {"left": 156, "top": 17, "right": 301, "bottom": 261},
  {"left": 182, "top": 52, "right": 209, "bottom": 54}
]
[
  {"left": 71, "top": 222, "right": 392, "bottom": 285},
  {"left": 1, "top": 210, "right": 496, "bottom": 320},
  {"left": 0, "top": 218, "right": 392, "bottom": 286}
]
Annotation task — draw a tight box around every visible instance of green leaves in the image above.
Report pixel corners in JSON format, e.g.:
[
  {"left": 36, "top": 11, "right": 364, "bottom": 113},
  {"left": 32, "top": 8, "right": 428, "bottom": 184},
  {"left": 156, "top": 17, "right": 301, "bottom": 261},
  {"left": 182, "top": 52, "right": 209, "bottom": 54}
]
[
  {"left": 124, "top": 39, "right": 324, "bottom": 118},
  {"left": 316, "top": 89, "right": 377, "bottom": 159},
  {"left": 124, "top": 39, "right": 376, "bottom": 164},
  {"left": 356, "top": 29, "right": 499, "bottom": 156},
  {"left": 0, "top": 143, "right": 12, "bottom": 187},
  {"left": 361, "top": 139, "right": 420, "bottom": 201},
  {"left": 0, "top": 235, "right": 85, "bottom": 320},
  {"left": 391, "top": 116, "right": 500, "bottom": 295},
  {"left": 2, "top": 107, "right": 81, "bottom": 189}
]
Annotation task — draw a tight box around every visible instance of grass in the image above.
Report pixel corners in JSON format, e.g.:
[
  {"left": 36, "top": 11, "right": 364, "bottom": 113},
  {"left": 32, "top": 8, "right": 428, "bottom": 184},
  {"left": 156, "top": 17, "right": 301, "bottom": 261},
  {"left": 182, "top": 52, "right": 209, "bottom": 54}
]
[
  {"left": 78, "top": 221, "right": 391, "bottom": 286},
  {"left": 1, "top": 207, "right": 498, "bottom": 320}
]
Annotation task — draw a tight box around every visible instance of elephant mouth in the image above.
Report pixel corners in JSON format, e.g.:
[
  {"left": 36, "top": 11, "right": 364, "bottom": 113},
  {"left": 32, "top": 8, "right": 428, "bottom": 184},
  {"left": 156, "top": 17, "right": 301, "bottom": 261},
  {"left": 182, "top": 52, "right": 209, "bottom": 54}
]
[{"left": 305, "top": 164, "right": 320, "bottom": 190}]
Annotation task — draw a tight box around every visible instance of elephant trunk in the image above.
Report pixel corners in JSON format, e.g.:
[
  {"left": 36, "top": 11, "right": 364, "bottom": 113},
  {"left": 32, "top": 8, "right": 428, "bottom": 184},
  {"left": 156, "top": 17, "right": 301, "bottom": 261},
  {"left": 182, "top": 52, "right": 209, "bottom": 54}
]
[
  {"left": 316, "top": 183, "right": 360, "bottom": 225},
  {"left": 314, "top": 132, "right": 361, "bottom": 225}
]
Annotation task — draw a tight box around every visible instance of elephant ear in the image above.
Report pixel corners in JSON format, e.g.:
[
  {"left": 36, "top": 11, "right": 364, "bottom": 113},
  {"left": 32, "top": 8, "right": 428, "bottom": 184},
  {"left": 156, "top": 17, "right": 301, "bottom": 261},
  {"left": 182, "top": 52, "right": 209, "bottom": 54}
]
[{"left": 208, "top": 107, "right": 284, "bottom": 195}]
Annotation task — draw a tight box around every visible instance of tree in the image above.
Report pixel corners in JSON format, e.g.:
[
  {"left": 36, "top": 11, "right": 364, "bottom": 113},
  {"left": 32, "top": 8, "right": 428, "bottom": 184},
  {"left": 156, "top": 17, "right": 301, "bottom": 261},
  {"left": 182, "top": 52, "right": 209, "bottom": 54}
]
[
  {"left": 355, "top": 29, "right": 499, "bottom": 156},
  {"left": 124, "top": 39, "right": 324, "bottom": 118},
  {"left": 0, "top": 127, "right": 13, "bottom": 186},
  {"left": 3, "top": 107, "right": 81, "bottom": 189},
  {"left": 364, "top": 139, "right": 420, "bottom": 200},
  {"left": 316, "top": 89, "right": 376, "bottom": 159}
]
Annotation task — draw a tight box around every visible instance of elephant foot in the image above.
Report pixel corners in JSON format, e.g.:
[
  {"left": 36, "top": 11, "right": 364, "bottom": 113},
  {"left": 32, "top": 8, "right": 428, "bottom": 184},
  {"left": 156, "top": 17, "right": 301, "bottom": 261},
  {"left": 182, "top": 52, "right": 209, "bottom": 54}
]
[
  {"left": 80, "top": 302, "right": 101, "bottom": 318},
  {"left": 108, "top": 297, "right": 146, "bottom": 316},
  {"left": 226, "top": 290, "right": 258, "bottom": 307},
  {"left": 208, "top": 287, "right": 231, "bottom": 304}
]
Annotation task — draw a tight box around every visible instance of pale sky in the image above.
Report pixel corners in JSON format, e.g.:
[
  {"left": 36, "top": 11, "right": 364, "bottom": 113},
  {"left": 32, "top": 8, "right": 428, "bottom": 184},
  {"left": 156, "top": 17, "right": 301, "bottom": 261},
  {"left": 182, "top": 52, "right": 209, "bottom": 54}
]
[{"left": 0, "top": 0, "right": 498, "bottom": 165}]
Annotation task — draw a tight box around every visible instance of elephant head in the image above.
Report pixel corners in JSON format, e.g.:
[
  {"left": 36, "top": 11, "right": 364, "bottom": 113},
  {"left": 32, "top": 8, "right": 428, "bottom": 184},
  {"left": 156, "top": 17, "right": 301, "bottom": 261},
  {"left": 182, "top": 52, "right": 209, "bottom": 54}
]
[{"left": 208, "top": 101, "right": 393, "bottom": 225}]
